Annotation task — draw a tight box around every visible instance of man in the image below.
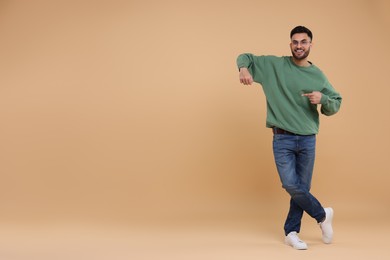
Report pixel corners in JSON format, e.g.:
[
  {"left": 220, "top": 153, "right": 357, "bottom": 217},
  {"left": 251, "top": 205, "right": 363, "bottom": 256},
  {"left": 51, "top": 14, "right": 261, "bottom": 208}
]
[{"left": 236, "top": 26, "right": 342, "bottom": 250}]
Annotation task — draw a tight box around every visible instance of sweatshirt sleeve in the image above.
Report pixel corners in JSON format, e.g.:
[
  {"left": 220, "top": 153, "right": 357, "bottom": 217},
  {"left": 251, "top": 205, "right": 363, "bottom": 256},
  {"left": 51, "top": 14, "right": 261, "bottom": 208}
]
[
  {"left": 319, "top": 82, "right": 342, "bottom": 116},
  {"left": 236, "top": 53, "right": 265, "bottom": 84}
]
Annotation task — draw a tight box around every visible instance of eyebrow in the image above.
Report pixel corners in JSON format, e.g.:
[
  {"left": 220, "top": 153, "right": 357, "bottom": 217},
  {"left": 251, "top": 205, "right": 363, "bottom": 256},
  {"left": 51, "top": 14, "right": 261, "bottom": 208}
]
[{"left": 292, "top": 39, "right": 310, "bottom": 42}]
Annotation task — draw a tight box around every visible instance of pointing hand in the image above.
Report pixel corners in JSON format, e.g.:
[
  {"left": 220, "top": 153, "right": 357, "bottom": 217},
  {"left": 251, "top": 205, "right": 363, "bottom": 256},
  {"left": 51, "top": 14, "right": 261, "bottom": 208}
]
[{"left": 302, "top": 91, "right": 322, "bottom": 104}]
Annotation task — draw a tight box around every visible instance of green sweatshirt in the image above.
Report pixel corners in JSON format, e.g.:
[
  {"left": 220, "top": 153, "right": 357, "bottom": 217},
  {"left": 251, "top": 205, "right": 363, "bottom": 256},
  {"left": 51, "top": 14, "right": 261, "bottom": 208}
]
[{"left": 237, "top": 54, "right": 342, "bottom": 135}]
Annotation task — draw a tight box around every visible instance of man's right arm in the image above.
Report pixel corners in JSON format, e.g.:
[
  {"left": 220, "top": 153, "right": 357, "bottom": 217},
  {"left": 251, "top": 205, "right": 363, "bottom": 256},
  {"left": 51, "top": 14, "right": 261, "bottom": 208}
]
[{"left": 236, "top": 53, "right": 263, "bottom": 85}]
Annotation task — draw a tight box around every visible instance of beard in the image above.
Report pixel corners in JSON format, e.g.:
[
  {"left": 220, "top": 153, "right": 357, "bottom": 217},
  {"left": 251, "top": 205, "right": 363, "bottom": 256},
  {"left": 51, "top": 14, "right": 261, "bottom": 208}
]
[{"left": 291, "top": 47, "right": 310, "bottom": 60}]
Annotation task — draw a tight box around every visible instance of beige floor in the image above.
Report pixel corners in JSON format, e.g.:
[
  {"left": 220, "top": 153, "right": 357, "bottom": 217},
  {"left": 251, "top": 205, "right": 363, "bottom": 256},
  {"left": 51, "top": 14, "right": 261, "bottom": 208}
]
[{"left": 0, "top": 204, "right": 388, "bottom": 260}]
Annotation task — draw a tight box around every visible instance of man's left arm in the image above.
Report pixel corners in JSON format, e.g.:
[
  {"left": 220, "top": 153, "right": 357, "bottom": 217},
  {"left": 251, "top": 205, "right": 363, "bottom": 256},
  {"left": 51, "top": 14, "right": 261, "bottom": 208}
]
[
  {"left": 319, "top": 88, "right": 342, "bottom": 116},
  {"left": 302, "top": 89, "right": 342, "bottom": 116}
]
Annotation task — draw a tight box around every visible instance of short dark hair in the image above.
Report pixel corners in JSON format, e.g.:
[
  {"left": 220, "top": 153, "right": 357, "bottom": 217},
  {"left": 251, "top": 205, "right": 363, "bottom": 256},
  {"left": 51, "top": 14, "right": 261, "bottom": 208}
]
[{"left": 290, "top": 26, "right": 313, "bottom": 40}]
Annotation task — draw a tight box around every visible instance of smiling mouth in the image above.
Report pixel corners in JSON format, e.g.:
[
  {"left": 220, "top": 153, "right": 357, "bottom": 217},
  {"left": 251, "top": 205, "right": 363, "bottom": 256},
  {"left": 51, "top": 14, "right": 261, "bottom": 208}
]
[{"left": 294, "top": 50, "right": 306, "bottom": 56}]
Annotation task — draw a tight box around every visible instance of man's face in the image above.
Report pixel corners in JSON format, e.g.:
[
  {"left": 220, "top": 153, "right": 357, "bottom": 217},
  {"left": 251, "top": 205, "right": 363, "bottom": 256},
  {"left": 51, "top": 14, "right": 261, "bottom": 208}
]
[{"left": 290, "top": 33, "right": 312, "bottom": 60}]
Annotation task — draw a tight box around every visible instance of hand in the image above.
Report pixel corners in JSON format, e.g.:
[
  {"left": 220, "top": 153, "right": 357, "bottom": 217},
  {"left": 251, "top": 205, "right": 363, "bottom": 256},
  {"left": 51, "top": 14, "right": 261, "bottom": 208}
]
[
  {"left": 302, "top": 91, "right": 322, "bottom": 104},
  {"left": 239, "top": 67, "right": 253, "bottom": 85}
]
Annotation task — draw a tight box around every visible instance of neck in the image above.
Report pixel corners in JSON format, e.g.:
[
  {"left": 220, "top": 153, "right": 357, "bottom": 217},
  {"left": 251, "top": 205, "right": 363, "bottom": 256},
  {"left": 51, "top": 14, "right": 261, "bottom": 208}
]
[{"left": 292, "top": 57, "right": 311, "bottom": 67}]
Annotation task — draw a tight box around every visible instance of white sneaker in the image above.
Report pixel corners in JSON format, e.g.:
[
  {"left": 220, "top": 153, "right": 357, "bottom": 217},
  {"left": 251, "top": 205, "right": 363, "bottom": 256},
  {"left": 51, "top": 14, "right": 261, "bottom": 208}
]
[
  {"left": 285, "top": 231, "right": 308, "bottom": 250},
  {"left": 320, "top": 207, "right": 334, "bottom": 244}
]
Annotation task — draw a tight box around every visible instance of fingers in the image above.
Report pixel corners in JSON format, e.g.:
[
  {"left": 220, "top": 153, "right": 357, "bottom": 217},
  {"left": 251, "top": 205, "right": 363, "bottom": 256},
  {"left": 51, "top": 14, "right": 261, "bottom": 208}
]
[
  {"left": 239, "top": 68, "right": 253, "bottom": 85},
  {"left": 302, "top": 91, "right": 321, "bottom": 96},
  {"left": 302, "top": 92, "right": 321, "bottom": 104},
  {"left": 239, "top": 77, "right": 253, "bottom": 85},
  {"left": 240, "top": 76, "right": 251, "bottom": 85},
  {"left": 245, "top": 78, "right": 253, "bottom": 85}
]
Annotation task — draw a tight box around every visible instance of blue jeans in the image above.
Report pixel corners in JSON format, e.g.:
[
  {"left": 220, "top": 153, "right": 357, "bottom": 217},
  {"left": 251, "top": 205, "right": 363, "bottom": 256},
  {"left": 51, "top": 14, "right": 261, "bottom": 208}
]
[{"left": 272, "top": 133, "right": 326, "bottom": 235}]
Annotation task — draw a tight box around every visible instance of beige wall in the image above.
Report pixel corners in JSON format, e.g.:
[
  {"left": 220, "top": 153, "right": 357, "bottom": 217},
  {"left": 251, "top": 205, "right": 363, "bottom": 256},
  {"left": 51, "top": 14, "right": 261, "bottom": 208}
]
[{"left": 0, "top": 0, "right": 389, "bottom": 226}]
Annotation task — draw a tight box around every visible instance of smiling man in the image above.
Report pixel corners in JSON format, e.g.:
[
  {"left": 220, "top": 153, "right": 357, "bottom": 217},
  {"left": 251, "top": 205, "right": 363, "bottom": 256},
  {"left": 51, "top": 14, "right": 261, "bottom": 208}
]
[{"left": 236, "top": 26, "right": 342, "bottom": 250}]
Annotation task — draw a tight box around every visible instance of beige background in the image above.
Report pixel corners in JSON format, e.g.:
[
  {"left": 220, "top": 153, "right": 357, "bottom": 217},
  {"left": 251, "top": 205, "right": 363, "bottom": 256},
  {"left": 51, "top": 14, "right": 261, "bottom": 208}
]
[{"left": 0, "top": 0, "right": 389, "bottom": 259}]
